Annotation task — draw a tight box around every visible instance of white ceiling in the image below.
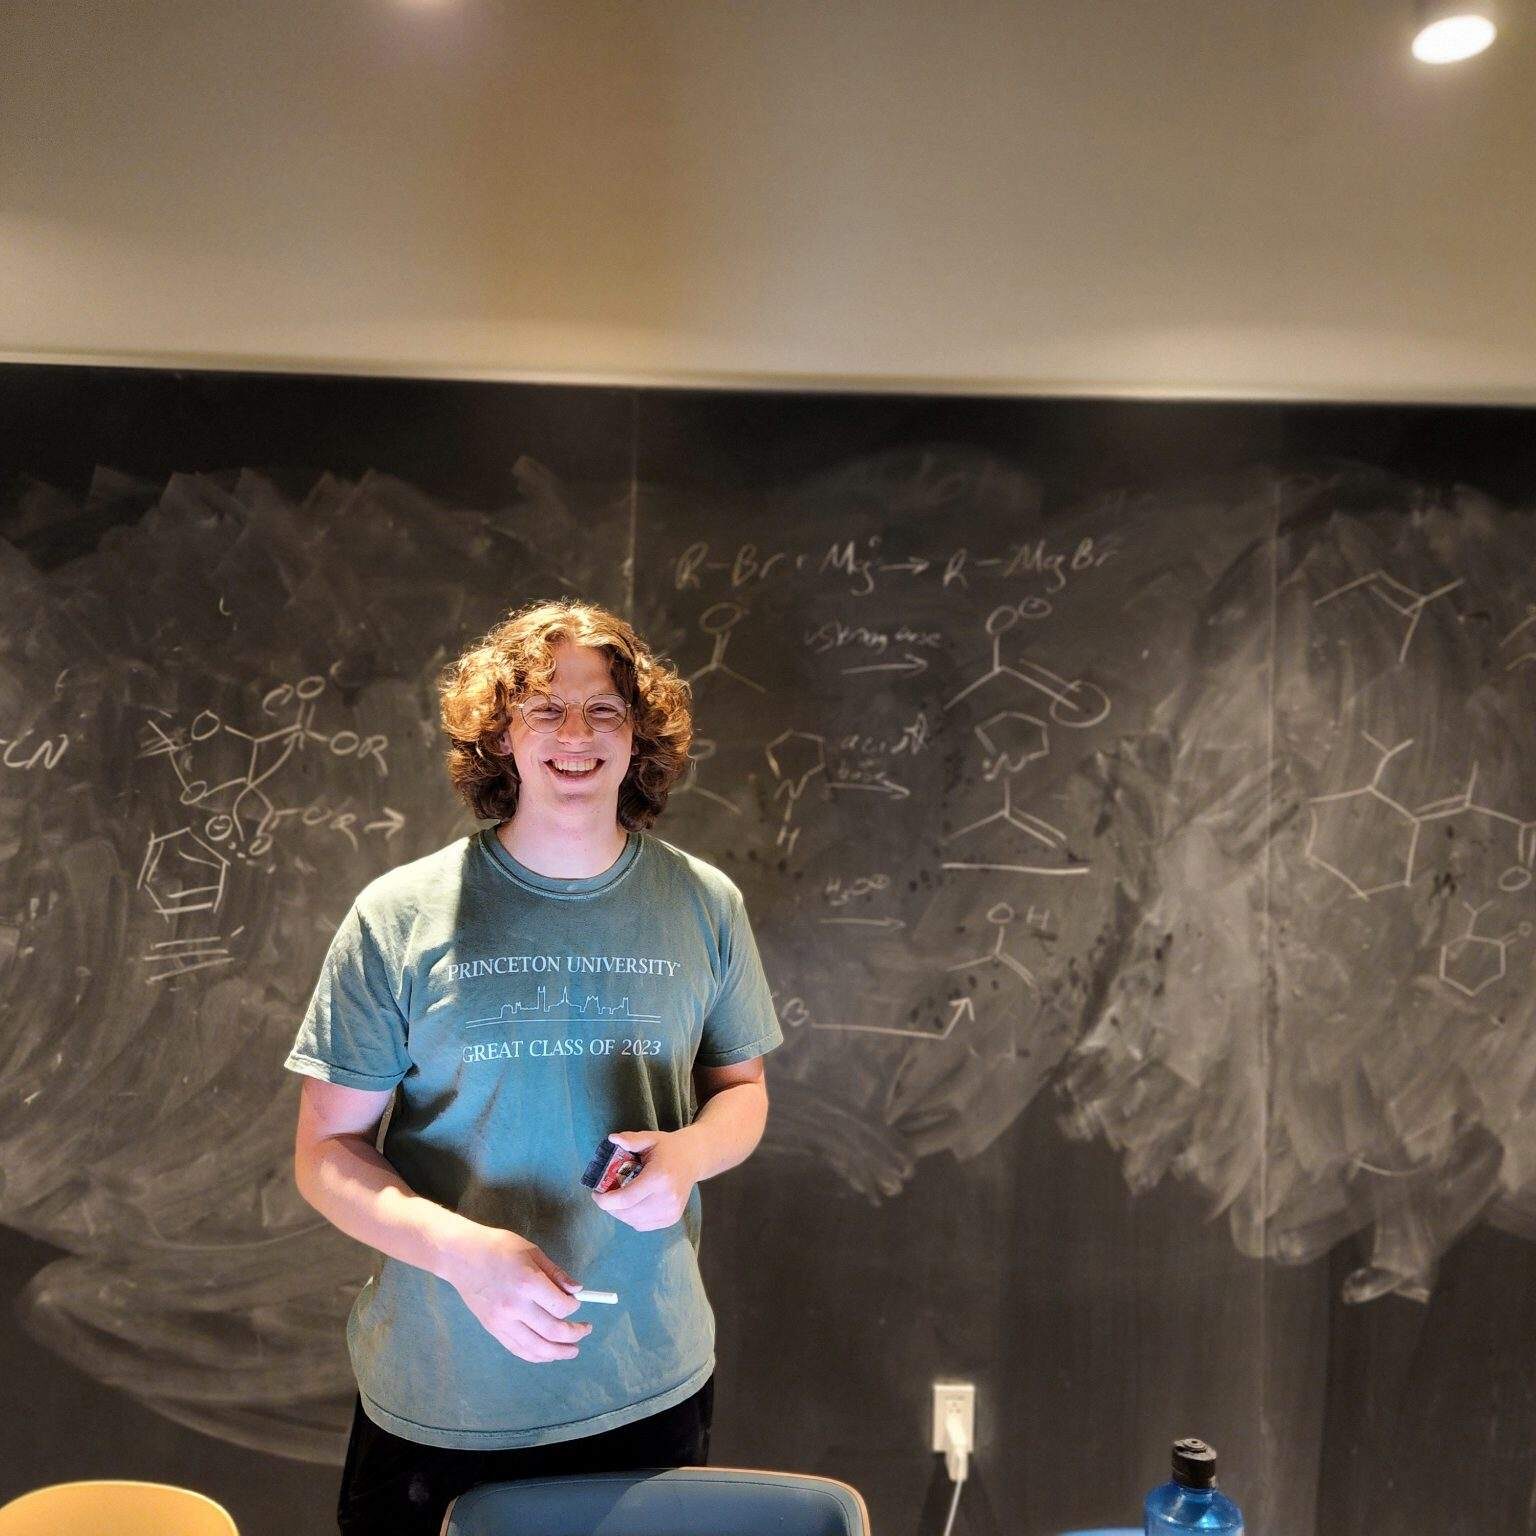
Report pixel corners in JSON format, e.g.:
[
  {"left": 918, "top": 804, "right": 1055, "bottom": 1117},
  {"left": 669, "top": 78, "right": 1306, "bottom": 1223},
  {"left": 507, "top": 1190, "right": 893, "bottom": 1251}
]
[{"left": 1, "top": 0, "right": 1532, "bottom": 398}]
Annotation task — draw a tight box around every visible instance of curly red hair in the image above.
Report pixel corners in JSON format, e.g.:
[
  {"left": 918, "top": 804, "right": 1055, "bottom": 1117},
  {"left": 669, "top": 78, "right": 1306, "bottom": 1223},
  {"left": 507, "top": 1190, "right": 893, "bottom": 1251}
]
[{"left": 436, "top": 598, "right": 694, "bottom": 830}]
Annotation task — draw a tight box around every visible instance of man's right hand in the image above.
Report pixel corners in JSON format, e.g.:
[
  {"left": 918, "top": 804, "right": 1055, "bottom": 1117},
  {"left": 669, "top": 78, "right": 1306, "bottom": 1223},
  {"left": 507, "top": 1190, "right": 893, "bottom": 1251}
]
[{"left": 443, "top": 1227, "right": 593, "bottom": 1363}]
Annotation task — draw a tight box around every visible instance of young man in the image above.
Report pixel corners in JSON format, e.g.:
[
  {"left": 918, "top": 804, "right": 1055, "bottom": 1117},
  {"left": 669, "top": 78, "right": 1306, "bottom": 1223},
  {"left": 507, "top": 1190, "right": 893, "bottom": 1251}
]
[{"left": 285, "top": 599, "right": 782, "bottom": 1536}]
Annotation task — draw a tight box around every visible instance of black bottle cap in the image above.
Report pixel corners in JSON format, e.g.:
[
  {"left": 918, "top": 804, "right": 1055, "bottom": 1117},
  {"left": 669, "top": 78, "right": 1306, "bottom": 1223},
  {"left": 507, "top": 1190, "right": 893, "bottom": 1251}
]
[{"left": 1171, "top": 1438, "right": 1218, "bottom": 1488}]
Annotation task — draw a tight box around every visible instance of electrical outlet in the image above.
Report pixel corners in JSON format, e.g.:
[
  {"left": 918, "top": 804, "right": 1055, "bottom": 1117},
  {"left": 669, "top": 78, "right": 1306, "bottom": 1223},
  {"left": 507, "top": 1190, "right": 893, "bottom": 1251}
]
[{"left": 931, "top": 1381, "right": 975, "bottom": 1453}]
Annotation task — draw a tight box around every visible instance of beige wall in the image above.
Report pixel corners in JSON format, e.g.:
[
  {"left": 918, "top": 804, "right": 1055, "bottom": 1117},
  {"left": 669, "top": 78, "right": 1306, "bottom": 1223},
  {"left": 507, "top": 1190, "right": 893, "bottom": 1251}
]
[{"left": 2, "top": 0, "right": 1532, "bottom": 400}]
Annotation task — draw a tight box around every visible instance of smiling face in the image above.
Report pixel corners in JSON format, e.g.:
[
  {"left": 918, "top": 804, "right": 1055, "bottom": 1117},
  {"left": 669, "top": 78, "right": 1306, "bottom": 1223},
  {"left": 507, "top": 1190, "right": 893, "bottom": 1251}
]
[{"left": 496, "top": 638, "right": 635, "bottom": 812}]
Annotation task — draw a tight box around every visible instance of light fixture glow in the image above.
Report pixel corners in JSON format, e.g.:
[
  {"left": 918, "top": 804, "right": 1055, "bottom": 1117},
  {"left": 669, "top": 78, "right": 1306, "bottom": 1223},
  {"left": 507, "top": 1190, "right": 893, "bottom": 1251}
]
[
  {"left": 1413, "top": 14, "right": 1497, "bottom": 61},
  {"left": 1412, "top": 2, "right": 1498, "bottom": 63}
]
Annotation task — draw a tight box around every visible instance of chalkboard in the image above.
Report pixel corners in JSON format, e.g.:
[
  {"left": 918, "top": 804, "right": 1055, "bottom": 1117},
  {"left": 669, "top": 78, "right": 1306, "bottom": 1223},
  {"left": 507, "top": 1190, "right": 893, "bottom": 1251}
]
[{"left": 3, "top": 366, "right": 1534, "bottom": 1536}]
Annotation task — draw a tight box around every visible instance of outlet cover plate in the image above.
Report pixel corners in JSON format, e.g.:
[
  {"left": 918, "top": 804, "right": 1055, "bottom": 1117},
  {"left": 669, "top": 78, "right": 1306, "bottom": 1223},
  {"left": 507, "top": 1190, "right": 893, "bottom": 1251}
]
[{"left": 931, "top": 1381, "right": 976, "bottom": 1453}]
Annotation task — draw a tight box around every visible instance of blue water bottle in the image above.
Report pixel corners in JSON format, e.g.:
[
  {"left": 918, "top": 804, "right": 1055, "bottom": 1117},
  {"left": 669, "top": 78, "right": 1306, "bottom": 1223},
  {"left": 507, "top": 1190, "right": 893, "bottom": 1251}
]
[{"left": 1143, "top": 1438, "right": 1244, "bottom": 1534}]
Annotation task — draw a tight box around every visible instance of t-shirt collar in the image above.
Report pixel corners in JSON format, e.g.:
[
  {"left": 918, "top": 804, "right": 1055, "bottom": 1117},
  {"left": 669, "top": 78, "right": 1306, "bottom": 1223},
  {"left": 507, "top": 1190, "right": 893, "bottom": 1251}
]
[{"left": 478, "top": 826, "right": 642, "bottom": 898}]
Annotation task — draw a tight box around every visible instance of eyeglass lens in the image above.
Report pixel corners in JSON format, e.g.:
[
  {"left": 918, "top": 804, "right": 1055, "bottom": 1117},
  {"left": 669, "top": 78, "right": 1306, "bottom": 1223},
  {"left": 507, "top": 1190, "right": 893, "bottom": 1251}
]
[{"left": 520, "top": 695, "right": 629, "bottom": 732}]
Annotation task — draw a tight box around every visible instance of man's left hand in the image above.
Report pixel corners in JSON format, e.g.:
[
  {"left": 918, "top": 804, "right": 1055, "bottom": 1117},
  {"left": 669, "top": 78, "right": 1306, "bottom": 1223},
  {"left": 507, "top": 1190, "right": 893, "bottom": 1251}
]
[{"left": 591, "top": 1130, "right": 701, "bottom": 1231}]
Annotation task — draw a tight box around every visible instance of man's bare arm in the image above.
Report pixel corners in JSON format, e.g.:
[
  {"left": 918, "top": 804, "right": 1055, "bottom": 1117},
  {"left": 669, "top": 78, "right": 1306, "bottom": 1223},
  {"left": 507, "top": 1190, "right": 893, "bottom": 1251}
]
[{"left": 680, "top": 1056, "right": 769, "bottom": 1179}]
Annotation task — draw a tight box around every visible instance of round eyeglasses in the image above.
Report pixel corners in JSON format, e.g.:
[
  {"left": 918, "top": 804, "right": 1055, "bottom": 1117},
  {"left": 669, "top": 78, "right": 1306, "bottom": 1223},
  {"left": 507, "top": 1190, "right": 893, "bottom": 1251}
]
[{"left": 518, "top": 693, "right": 631, "bottom": 733}]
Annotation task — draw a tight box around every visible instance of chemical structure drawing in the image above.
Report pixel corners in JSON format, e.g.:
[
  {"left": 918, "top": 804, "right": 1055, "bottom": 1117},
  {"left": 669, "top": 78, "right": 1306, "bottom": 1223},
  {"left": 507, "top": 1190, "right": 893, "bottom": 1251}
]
[
  {"left": 1438, "top": 901, "right": 1533, "bottom": 999},
  {"left": 1305, "top": 734, "right": 1536, "bottom": 903},
  {"left": 136, "top": 669, "right": 400, "bottom": 870},
  {"left": 940, "top": 778, "right": 1088, "bottom": 878},
  {"left": 937, "top": 607, "right": 1106, "bottom": 879},
  {"left": 942, "top": 901, "right": 1042, "bottom": 994},
  {"left": 683, "top": 602, "right": 766, "bottom": 693},
  {"left": 942, "top": 604, "right": 1111, "bottom": 728},
  {"left": 974, "top": 709, "right": 1050, "bottom": 778},
  {"left": 761, "top": 723, "right": 917, "bottom": 856},
  {"left": 1304, "top": 735, "right": 1423, "bottom": 898},
  {"left": 132, "top": 670, "right": 403, "bottom": 981},
  {"left": 671, "top": 736, "right": 741, "bottom": 816},
  {"left": 763, "top": 730, "right": 827, "bottom": 857},
  {"left": 136, "top": 829, "right": 230, "bottom": 920},
  {"left": 1312, "top": 569, "right": 1464, "bottom": 665}
]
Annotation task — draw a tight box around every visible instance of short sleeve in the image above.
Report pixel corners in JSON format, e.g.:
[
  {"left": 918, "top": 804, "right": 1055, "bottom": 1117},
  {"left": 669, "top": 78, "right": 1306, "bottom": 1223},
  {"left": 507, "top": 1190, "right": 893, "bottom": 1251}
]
[
  {"left": 697, "top": 888, "right": 784, "bottom": 1067},
  {"left": 284, "top": 902, "right": 411, "bottom": 1091}
]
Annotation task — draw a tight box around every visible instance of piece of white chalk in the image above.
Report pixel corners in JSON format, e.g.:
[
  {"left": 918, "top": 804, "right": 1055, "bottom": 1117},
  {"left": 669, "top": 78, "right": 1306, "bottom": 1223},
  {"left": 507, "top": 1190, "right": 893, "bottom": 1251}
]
[{"left": 572, "top": 1287, "right": 619, "bottom": 1305}]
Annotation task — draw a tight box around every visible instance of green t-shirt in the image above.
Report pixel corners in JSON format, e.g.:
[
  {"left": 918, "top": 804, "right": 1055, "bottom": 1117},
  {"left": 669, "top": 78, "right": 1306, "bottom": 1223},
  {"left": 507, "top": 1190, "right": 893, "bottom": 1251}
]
[{"left": 284, "top": 825, "right": 783, "bottom": 1449}]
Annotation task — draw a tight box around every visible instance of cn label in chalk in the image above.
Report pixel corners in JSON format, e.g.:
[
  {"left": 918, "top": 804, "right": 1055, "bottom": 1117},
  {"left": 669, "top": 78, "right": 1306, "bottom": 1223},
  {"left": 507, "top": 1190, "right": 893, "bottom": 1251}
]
[{"left": 580, "top": 1136, "right": 644, "bottom": 1193}]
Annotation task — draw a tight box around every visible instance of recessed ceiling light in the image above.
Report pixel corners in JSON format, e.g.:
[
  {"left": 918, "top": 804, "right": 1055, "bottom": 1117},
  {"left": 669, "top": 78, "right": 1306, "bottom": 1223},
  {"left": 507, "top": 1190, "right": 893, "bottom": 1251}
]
[{"left": 1413, "top": 0, "right": 1498, "bottom": 62}]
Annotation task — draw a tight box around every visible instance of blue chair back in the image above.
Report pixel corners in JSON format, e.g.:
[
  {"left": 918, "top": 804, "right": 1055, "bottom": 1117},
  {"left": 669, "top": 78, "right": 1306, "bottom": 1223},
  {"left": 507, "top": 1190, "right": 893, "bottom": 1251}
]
[{"left": 442, "top": 1467, "right": 870, "bottom": 1536}]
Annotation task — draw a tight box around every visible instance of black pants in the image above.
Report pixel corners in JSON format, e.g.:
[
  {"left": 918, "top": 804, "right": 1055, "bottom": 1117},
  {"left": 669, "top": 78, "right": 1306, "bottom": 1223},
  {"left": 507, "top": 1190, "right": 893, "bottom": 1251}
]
[{"left": 336, "top": 1376, "right": 714, "bottom": 1536}]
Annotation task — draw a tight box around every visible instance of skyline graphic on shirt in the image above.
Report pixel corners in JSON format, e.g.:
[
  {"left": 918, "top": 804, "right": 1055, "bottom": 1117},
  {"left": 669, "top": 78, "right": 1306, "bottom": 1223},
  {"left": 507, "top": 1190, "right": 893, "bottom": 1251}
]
[{"left": 463, "top": 985, "right": 666, "bottom": 1032}]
